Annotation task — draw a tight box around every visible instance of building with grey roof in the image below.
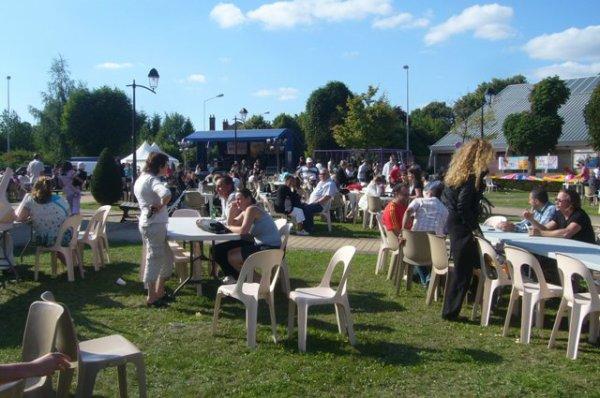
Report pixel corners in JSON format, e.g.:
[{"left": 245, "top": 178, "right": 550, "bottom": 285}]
[{"left": 430, "top": 75, "right": 600, "bottom": 173}]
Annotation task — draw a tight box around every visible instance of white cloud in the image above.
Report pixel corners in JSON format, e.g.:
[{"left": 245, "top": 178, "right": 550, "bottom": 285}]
[
  {"left": 342, "top": 50, "right": 360, "bottom": 59},
  {"left": 218, "top": 57, "right": 232, "bottom": 64},
  {"left": 424, "top": 3, "right": 514, "bottom": 46},
  {"left": 212, "top": 0, "right": 392, "bottom": 30},
  {"left": 524, "top": 25, "right": 600, "bottom": 62},
  {"left": 253, "top": 87, "right": 299, "bottom": 101},
  {"left": 187, "top": 74, "right": 207, "bottom": 83},
  {"left": 372, "top": 12, "right": 429, "bottom": 30},
  {"left": 95, "top": 62, "right": 133, "bottom": 70},
  {"left": 209, "top": 3, "right": 246, "bottom": 28},
  {"left": 532, "top": 61, "right": 600, "bottom": 80}
]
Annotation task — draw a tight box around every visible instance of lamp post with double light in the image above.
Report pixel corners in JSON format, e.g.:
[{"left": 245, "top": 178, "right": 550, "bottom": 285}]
[
  {"left": 127, "top": 68, "right": 159, "bottom": 182},
  {"left": 233, "top": 108, "right": 248, "bottom": 164},
  {"left": 203, "top": 93, "right": 224, "bottom": 130}
]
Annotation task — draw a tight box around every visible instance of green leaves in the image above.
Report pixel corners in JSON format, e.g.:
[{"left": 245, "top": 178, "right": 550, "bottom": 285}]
[
  {"left": 91, "top": 148, "right": 123, "bottom": 205},
  {"left": 584, "top": 84, "right": 600, "bottom": 151}
]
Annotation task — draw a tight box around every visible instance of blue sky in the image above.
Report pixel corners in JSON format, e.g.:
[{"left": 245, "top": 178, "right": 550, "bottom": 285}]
[{"left": 1, "top": 0, "right": 599, "bottom": 130}]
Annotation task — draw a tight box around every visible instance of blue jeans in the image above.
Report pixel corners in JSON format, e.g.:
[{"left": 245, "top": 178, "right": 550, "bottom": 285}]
[
  {"left": 298, "top": 203, "right": 323, "bottom": 233},
  {"left": 413, "top": 266, "right": 430, "bottom": 286}
]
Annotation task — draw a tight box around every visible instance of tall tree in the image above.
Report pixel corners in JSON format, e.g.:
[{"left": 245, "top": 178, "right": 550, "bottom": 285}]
[
  {"left": 504, "top": 76, "right": 570, "bottom": 175},
  {"left": 585, "top": 83, "right": 600, "bottom": 151},
  {"left": 138, "top": 112, "right": 162, "bottom": 143},
  {"left": 62, "top": 86, "right": 132, "bottom": 156},
  {"left": 333, "top": 86, "right": 403, "bottom": 149},
  {"left": 243, "top": 115, "right": 271, "bottom": 129},
  {"left": 0, "top": 110, "right": 34, "bottom": 152},
  {"left": 29, "top": 56, "right": 82, "bottom": 163},
  {"left": 272, "top": 112, "right": 305, "bottom": 153},
  {"left": 155, "top": 112, "right": 195, "bottom": 158},
  {"left": 305, "top": 81, "right": 353, "bottom": 153}
]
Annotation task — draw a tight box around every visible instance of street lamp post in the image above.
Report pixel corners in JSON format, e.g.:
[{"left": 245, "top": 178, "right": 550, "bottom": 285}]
[
  {"left": 233, "top": 108, "right": 248, "bottom": 164},
  {"left": 203, "top": 93, "right": 224, "bottom": 130},
  {"left": 480, "top": 89, "right": 493, "bottom": 139},
  {"left": 403, "top": 65, "right": 409, "bottom": 157},
  {"left": 127, "top": 68, "right": 159, "bottom": 183},
  {"left": 6, "top": 75, "right": 10, "bottom": 153}
]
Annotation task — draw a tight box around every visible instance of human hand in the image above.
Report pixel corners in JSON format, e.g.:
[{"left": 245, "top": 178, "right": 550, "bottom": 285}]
[
  {"left": 498, "top": 221, "right": 514, "bottom": 232},
  {"left": 31, "top": 353, "right": 72, "bottom": 376},
  {"left": 522, "top": 210, "right": 533, "bottom": 221},
  {"left": 529, "top": 227, "right": 540, "bottom": 236}
]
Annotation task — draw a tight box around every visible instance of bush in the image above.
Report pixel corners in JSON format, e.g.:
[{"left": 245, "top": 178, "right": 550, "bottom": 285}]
[
  {"left": 0, "top": 150, "right": 35, "bottom": 170},
  {"left": 491, "top": 177, "right": 563, "bottom": 192},
  {"left": 91, "top": 148, "right": 123, "bottom": 205}
]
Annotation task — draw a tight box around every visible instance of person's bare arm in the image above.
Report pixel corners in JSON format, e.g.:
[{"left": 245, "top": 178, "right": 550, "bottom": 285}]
[
  {"left": 536, "top": 222, "right": 582, "bottom": 239},
  {"left": 316, "top": 195, "right": 331, "bottom": 206},
  {"left": 0, "top": 353, "right": 71, "bottom": 384},
  {"left": 228, "top": 207, "right": 256, "bottom": 235}
]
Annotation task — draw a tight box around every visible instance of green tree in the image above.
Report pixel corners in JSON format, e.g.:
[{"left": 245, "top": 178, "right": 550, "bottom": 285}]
[
  {"left": 305, "top": 81, "right": 353, "bottom": 153},
  {"left": 585, "top": 83, "right": 600, "bottom": 151},
  {"left": 333, "top": 86, "right": 402, "bottom": 149},
  {"left": 62, "top": 86, "right": 132, "bottom": 156},
  {"left": 91, "top": 148, "right": 123, "bottom": 205},
  {"left": 29, "top": 55, "right": 82, "bottom": 163},
  {"left": 504, "top": 76, "right": 570, "bottom": 175},
  {"left": 243, "top": 115, "right": 271, "bottom": 129},
  {"left": 139, "top": 112, "right": 162, "bottom": 143},
  {"left": 0, "top": 111, "right": 34, "bottom": 152},
  {"left": 272, "top": 112, "right": 306, "bottom": 153},
  {"left": 0, "top": 149, "right": 36, "bottom": 170},
  {"left": 154, "top": 113, "right": 195, "bottom": 158}
]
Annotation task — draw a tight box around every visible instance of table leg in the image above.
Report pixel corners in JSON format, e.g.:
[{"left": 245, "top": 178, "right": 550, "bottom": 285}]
[{"left": 171, "top": 240, "right": 204, "bottom": 297}]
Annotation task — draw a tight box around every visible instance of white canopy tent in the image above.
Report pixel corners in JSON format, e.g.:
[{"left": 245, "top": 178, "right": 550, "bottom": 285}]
[{"left": 121, "top": 141, "right": 180, "bottom": 169}]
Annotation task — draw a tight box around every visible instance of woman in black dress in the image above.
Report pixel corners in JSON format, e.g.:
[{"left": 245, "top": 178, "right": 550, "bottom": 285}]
[{"left": 441, "top": 139, "right": 494, "bottom": 320}]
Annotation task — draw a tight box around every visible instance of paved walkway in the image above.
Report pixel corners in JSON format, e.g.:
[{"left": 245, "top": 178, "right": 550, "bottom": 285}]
[{"left": 287, "top": 235, "right": 379, "bottom": 254}]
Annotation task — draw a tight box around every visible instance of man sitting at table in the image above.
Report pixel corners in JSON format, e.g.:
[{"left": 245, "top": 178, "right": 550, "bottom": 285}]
[
  {"left": 298, "top": 168, "right": 337, "bottom": 234},
  {"left": 275, "top": 174, "right": 309, "bottom": 235},
  {"left": 528, "top": 188, "right": 595, "bottom": 243},
  {"left": 497, "top": 188, "right": 556, "bottom": 232},
  {"left": 216, "top": 175, "right": 236, "bottom": 220}
]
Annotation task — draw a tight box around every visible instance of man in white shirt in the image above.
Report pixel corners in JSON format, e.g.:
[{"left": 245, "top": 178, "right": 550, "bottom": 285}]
[
  {"left": 299, "top": 157, "right": 319, "bottom": 182},
  {"left": 216, "top": 175, "right": 237, "bottom": 221},
  {"left": 27, "top": 154, "right": 45, "bottom": 184},
  {"left": 298, "top": 168, "right": 337, "bottom": 233},
  {"left": 381, "top": 154, "right": 396, "bottom": 181}
]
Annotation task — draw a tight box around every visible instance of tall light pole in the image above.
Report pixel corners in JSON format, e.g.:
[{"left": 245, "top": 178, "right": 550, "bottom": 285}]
[
  {"left": 480, "top": 88, "right": 493, "bottom": 139},
  {"left": 6, "top": 75, "right": 11, "bottom": 153},
  {"left": 233, "top": 108, "right": 248, "bottom": 164},
  {"left": 127, "top": 68, "right": 159, "bottom": 182},
  {"left": 403, "top": 65, "right": 409, "bottom": 157},
  {"left": 203, "top": 93, "right": 224, "bottom": 130}
]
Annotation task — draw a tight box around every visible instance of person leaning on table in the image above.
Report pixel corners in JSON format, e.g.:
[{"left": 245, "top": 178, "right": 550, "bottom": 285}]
[
  {"left": 527, "top": 188, "right": 595, "bottom": 244},
  {"left": 214, "top": 188, "right": 281, "bottom": 284},
  {"left": 497, "top": 187, "right": 556, "bottom": 232},
  {"left": 134, "top": 152, "right": 172, "bottom": 307}
]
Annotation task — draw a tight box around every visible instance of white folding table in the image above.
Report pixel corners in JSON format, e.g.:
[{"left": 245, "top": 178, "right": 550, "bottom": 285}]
[
  {"left": 482, "top": 228, "right": 600, "bottom": 272},
  {"left": 167, "top": 217, "right": 240, "bottom": 296}
]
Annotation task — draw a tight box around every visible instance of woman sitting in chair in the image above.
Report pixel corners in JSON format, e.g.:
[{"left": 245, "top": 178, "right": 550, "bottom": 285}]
[
  {"left": 15, "top": 177, "right": 71, "bottom": 247},
  {"left": 214, "top": 188, "right": 281, "bottom": 283}
]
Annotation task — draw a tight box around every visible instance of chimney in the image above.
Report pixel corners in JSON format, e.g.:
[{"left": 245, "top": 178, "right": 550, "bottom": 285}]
[
  {"left": 222, "top": 119, "right": 229, "bottom": 130},
  {"left": 209, "top": 114, "right": 216, "bottom": 131}
]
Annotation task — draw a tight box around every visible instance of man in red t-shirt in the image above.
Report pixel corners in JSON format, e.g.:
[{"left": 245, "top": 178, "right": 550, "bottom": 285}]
[
  {"left": 382, "top": 184, "right": 410, "bottom": 236},
  {"left": 388, "top": 163, "right": 401, "bottom": 186}
]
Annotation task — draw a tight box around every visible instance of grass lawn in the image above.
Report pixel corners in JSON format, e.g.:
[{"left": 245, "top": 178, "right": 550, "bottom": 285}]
[
  {"left": 1, "top": 244, "right": 599, "bottom": 396},
  {"left": 485, "top": 190, "right": 599, "bottom": 214}
]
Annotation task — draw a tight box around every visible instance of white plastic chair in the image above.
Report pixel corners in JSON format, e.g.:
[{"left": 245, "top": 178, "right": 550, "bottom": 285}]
[
  {"left": 21, "top": 301, "right": 64, "bottom": 397},
  {"left": 274, "top": 220, "right": 292, "bottom": 296},
  {"left": 426, "top": 234, "right": 450, "bottom": 305},
  {"left": 320, "top": 198, "right": 333, "bottom": 232},
  {"left": 396, "top": 229, "right": 432, "bottom": 292},
  {"left": 287, "top": 246, "right": 357, "bottom": 352},
  {"left": 35, "top": 215, "right": 83, "bottom": 282},
  {"left": 483, "top": 216, "right": 507, "bottom": 228},
  {"left": 41, "top": 291, "right": 147, "bottom": 398},
  {"left": 548, "top": 254, "right": 600, "bottom": 359},
  {"left": 485, "top": 176, "right": 497, "bottom": 192},
  {"left": 363, "top": 196, "right": 382, "bottom": 229},
  {"left": 212, "top": 249, "right": 285, "bottom": 348},
  {"left": 502, "top": 245, "right": 562, "bottom": 344},
  {"left": 97, "top": 205, "right": 111, "bottom": 264},
  {"left": 374, "top": 213, "right": 398, "bottom": 276},
  {"left": 473, "top": 237, "right": 513, "bottom": 326},
  {"left": 77, "top": 207, "right": 110, "bottom": 271},
  {"left": 0, "top": 379, "right": 24, "bottom": 398}
]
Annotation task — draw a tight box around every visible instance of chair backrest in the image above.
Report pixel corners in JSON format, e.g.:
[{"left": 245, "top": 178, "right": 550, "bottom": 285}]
[
  {"left": 402, "top": 229, "right": 432, "bottom": 266},
  {"left": 0, "top": 379, "right": 25, "bottom": 398},
  {"left": 485, "top": 177, "right": 494, "bottom": 187},
  {"left": 39, "top": 292, "right": 79, "bottom": 361},
  {"left": 21, "top": 301, "right": 64, "bottom": 363},
  {"left": 476, "top": 237, "right": 511, "bottom": 283},
  {"left": 556, "top": 253, "right": 600, "bottom": 307},
  {"left": 427, "top": 234, "right": 449, "bottom": 271},
  {"left": 98, "top": 205, "right": 112, "bottom": 235},
  {"left": 82, "top": 207, "right": 105, "bottom": 241},
  {"left": 331, "top": 192, "right": 345, "bottom": 209},
  {"left": 276, "top": 221, "right": 292, "bottom": 251},
  {"left": 261, "top": 196, "right": 277, "bottom": 215},
  {"left": 274, "top": 217, "right": 288, "bottom": 231},
  {"left": 367, "top": 196, "right": 383, "bottom": 212},
  {"left": 236, "top": 249, "right": 285, "bottom": 297},
  {"left": 172, "top": 209, "right": 200, "bottom": 218},
  {"left": 53, "top": 215, "right": 82, "bottom": 250},
  {"left": 504, "top": 245, "right": 552, "bottom": 294},
  {"left": 185, "top": 191, "right": 204, "bottom": 207},
  {"left": 375, "top": 213, "right": 390, "bottom": 245},
  {"left": 483, "top": 216, "right": 507, "bottom": 228},
  {"left": 319, "top": 246, "right": 356, "bottom": 297}
]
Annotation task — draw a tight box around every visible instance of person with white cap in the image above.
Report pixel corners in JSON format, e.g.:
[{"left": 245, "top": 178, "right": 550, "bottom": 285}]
[{"left": 299, "top": 157, "right": 319, "bottom": 183}]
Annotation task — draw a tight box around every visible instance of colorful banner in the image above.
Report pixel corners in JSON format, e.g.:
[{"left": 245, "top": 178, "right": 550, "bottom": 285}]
[{"left": 498, "top": 155, "right": 558, "bottom": 171}]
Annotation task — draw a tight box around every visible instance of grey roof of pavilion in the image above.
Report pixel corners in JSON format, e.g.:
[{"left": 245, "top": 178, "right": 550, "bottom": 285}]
[{"left": 430, "top": 75, "right": 600, "bottom": 152}]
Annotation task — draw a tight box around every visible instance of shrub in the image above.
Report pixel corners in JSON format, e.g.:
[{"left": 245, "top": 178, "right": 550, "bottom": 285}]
[
  {"left": 91, "top": 148, "right": 123, "bottom": 205},
  {"left": 491, "top": 177, "right": 562, "bottom": 192},
  {"left": 0, "top": 149, "right": 35, "bottom": 170}
]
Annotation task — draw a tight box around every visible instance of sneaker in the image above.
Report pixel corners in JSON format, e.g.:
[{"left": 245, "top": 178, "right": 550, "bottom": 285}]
[
  {"left": 222, "top": 276, "right": 237, "bottom": 285},
  {"left": 296, "top": 230, "right": 310, "bottom": 236}
]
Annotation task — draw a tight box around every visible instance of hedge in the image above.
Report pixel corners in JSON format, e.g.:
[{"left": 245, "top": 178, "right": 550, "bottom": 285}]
[{"left": 491, "top": 178, "right": 563, "bottom": 192}]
